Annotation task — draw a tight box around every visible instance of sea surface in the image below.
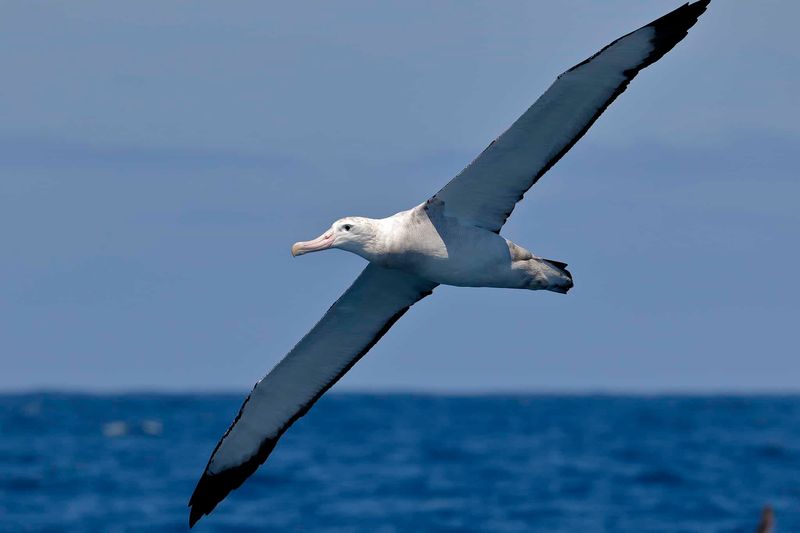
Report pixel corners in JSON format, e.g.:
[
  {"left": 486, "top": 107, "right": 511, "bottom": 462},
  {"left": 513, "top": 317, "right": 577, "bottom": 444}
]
[{"left": 1, "top": 394, "right": 798, "bottom": 532}]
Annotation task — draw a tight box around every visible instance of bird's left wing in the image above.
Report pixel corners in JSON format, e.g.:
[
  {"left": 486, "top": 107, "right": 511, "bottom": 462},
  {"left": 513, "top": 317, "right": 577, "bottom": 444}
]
[
  {"left": 189, "top": 264, "right": 437, "bottom": 526},
  {"left": 433, "top": 1, "right": 710, "bottom": 233}
]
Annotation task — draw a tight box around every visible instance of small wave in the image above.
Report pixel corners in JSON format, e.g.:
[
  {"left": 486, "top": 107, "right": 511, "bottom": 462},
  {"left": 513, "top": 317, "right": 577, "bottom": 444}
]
[
  {"left": 140, "top": 419, "right": 163, "bottom": 436},
  {"left": 102, "top": 421, "right": 129, "bottom": 438}
]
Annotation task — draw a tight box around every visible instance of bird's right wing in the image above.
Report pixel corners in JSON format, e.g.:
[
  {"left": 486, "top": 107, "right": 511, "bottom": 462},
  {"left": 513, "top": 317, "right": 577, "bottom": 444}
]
[
  {"left": 189, "top": 264, "right": 437, "bottom": 526},
  {"left": 433, "top": 1, "right": 710, "bottom": 233}
]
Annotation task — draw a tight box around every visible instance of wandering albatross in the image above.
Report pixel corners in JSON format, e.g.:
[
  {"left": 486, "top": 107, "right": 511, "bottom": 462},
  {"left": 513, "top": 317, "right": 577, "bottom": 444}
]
[{"left": 189, "top": 1, "right": 710, "bottom": 525}]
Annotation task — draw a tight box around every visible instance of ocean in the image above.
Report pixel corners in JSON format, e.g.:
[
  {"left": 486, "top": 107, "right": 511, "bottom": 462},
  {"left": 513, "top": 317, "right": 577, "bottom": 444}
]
[{"left": 1, "top": 393, "right": 798, "bottom": 532}]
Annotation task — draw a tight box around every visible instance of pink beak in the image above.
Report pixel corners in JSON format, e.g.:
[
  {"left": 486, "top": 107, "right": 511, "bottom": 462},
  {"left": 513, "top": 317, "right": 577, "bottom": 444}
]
[{"left": 291, "top": 230, "right": 334, "bottom": 257}]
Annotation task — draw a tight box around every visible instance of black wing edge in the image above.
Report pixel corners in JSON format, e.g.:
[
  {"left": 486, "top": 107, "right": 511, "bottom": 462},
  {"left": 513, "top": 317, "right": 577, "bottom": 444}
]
[
  {"left": 565, "top": 1, "right": 710, "bottom": 76},
  {"left": 488, "top": 0, "right": 711, "bottom": 231},
  {"left": 187, "top": 286, "right": 436, "bottom": 527}
]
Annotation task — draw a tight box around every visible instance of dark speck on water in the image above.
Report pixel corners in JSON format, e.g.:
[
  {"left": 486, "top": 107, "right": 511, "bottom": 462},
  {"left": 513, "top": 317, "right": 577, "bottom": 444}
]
[{"left": 1, "top": 393, "right": 798, "bottom": 532}]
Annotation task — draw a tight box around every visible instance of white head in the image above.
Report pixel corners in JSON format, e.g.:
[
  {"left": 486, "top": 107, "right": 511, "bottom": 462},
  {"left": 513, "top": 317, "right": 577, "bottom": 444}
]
[{"left": 291, "top": 217, "right": 380, "bottom": 259}]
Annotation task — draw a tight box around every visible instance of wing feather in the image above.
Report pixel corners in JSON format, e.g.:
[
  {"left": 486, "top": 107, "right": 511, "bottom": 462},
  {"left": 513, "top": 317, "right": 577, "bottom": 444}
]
[
  {"left": 433, "top": 1, "right": 710, "bottom": 232},
  {"left": 189, "top": 264, "right": 437, "bottom": 526}
]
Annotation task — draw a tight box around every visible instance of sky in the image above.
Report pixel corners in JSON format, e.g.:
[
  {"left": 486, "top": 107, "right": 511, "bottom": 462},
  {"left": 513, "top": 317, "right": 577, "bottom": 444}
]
[{"left": 1, "top": 1, "right": 798, "bottom": 392}]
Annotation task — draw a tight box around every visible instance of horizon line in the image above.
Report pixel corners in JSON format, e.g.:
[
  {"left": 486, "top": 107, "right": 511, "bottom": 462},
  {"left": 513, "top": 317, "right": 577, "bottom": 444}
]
[{"left": 3, "top": 386, "right": 800, "bottom": 398}]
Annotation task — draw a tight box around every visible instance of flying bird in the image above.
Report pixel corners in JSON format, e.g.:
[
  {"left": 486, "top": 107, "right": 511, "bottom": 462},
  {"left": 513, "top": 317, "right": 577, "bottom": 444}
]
[{"left": 189, "top": 1, "right": 710, "bottom": 525}]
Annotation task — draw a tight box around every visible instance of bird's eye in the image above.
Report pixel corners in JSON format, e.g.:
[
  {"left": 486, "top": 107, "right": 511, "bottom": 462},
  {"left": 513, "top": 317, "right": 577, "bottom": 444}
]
[{"left": 343, "top": 224, "right": 352, "bottom": 231}]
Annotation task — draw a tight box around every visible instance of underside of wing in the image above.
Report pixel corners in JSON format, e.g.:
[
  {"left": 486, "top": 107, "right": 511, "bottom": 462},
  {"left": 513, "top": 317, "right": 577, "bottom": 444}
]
[
  {"left": 433, "top": 1, "right": 710, "bottom": 233},
  {"left": 188, "top": 265, "right": 437, "bottom": 526}
]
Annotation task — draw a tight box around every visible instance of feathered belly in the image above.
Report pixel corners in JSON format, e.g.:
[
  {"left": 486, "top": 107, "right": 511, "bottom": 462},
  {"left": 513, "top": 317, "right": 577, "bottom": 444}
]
[
  {"left": 383, "top": 237, "right": 528, "bottom": 288},
  {"left": 411, "top": 257, "right": 529, "bottom": 288},
  {"left": 376, "top": 207, "right": 537, "bottom": 288}
]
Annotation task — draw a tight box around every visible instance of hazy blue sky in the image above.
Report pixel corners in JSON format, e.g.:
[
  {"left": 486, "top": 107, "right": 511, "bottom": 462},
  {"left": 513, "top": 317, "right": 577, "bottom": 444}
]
[{"left": 2, "top": 1, "right": 798, "bottom": 392}]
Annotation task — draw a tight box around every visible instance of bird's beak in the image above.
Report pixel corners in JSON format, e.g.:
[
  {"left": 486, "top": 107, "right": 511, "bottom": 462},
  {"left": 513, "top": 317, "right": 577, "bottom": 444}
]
[{"left": 291, "top": 230, "right": 334, "bottom": 257}]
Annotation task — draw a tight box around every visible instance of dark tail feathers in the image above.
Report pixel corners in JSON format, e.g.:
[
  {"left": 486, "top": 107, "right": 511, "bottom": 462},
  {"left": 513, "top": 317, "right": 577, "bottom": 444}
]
[{"left": 543, "top": 258, "right": 572, "bottom": 281}]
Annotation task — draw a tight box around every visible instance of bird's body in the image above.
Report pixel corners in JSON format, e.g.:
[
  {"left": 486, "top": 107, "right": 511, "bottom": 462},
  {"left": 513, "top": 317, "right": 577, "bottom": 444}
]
[
  {"left": 352, "top": 199, "right": 573, "bottom": 292},
  {"left": 188, "top": 1, "right": 711, "bottom": 526}
]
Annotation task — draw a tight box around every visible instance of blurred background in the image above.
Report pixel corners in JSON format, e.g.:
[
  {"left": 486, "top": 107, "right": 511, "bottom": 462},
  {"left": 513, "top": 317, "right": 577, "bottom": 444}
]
[{"left": 1, "top": 1, "right": 798, "bottom": 531}]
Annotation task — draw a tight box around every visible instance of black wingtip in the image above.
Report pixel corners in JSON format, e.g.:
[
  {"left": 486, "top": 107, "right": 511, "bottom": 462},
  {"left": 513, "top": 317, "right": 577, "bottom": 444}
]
[
  {"left": 648, "top": 0, "right": 711, "bottom": 44},
  {"left": 188, "top": 508, "right": 201, "bottom": 528},
  {"left": 188, "top": 472, "right": 217, "bottom": 528},
  {"left": 188, "top": 437, "right": 279, "bottom": 527},
  {"left": 657, "top": 0, "right": 711, "bottom": 24},
  {"left": 564, "top": 0, "right": 710, "bottom": 77},
  {"left": 187, "top": 469, "right": 239, "bottom": 528},
  {"left": 187, "top": 469, "right": 241, "bottom": 528},
  {"left": 634, "top": 0, "right": 711, "bottom": 70}
]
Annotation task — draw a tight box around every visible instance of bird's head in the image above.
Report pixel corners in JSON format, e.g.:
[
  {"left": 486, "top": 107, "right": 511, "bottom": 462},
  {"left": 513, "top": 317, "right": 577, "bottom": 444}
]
[{"left": 291, "top": 217, "right": 379, "bottom": 259}]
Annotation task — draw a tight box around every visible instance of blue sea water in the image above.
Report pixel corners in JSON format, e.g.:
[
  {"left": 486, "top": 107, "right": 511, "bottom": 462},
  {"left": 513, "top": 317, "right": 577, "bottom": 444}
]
[{"left": 0, "top": 394, "right": 798, "bottom": 532}]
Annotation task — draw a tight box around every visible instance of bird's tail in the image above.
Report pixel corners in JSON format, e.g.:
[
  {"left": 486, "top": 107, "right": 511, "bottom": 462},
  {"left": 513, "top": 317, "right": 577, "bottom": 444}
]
[{"left": 542, "top": 258, "right": 573, "bottom": 294}]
